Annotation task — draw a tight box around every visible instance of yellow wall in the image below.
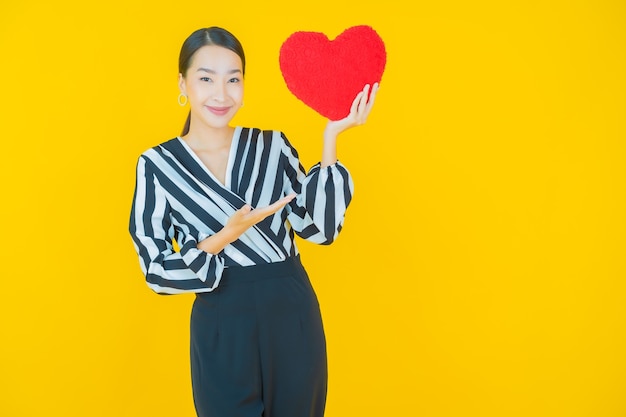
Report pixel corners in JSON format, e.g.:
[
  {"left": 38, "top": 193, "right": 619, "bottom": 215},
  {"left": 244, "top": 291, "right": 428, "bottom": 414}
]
[{"left": 1, "top": 1, "right": 625, "bottom": 416}]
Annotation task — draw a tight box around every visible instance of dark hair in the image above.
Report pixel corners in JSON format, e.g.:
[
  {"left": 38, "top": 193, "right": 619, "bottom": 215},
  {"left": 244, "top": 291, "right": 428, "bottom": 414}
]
[{"left": 179, "top": 27, "right": 246, "bottom": 136}]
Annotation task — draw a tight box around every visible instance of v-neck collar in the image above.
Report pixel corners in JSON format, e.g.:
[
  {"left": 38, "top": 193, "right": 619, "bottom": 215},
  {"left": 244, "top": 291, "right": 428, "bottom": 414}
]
[
  {"left": 158, "top": 129, "right": 245, "bottom": 211},
  {"left": 175, "top": 126, "right": 240, "bottom": 189}
]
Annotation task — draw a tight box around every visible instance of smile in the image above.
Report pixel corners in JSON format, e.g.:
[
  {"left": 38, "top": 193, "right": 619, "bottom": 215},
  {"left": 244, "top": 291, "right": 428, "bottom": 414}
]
[{"left": 205, "top": 106, "right": 231, "bottom": 116}]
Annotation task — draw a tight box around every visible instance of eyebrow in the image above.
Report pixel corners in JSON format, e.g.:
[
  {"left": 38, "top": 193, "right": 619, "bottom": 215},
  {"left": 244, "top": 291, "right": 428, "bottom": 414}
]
[{"left": 196, "top": 68, "right": 242, "bottom": 74}]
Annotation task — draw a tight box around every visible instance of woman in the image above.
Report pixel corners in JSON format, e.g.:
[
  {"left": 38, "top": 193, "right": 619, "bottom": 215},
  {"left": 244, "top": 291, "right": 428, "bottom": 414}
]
[{"left": 129, "top": 26, "right": 378, "bottom": 417}]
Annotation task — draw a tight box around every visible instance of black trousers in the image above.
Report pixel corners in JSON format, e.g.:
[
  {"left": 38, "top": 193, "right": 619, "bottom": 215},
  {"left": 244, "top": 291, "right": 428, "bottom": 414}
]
[{"left": 190, "top": 255, "right": 327, "bottom": 417}]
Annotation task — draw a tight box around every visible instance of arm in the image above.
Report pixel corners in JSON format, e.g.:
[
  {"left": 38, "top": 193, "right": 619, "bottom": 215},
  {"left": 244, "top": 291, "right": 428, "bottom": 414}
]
[
  {"left": 281, "top": 83, "right": 379, "bottom": 244},
  {"left": 129, "top": 156, "right": 226, "bottom": 294},
  {"left": 196, "top": 194, "right": 296, "bottom": 254},
  {"left": 321, "top": 83, "right": 379, "bottom": 168},
  {"left": 282, "top": 134, "right": 353, "bottom": 245}
]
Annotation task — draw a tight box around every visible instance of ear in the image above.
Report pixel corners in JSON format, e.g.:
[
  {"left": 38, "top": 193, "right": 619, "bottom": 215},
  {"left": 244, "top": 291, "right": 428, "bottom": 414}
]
[{"left": 178, "top": 73, "right": 187, "bottom": 95}]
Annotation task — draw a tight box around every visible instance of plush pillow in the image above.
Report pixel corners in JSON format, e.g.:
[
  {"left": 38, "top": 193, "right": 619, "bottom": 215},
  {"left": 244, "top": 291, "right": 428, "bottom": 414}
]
[{"left": 279, "top": 25, "right": 387, "bottom": 120}]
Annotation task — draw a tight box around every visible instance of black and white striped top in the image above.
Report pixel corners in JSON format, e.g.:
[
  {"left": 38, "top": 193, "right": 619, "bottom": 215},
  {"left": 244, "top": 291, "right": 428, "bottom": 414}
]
[{"left": 129, "top": 127, "right": 354, "bottom": 294}]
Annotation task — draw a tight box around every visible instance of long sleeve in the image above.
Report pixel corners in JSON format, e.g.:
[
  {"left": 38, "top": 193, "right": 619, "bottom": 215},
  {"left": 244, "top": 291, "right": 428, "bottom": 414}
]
[
  {"left": 129, "top": 156, "right": 225, "bottom": 295},
  {"left": 280, "top": 132, "right": 354, "bottom": 245}
]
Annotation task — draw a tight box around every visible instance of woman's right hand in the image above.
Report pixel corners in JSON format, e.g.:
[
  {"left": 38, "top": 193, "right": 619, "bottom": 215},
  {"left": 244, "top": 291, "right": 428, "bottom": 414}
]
[
  {"left": 197, "top": 193, "right": 297, "bottom": 254},
  {"left": 224, "top": 193, "right": 297, "bottom": 240}
]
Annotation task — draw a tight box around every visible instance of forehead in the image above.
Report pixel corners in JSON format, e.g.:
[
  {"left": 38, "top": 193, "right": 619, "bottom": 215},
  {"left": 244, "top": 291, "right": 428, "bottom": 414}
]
[{"left": 189, "top": 45, "right": 242, "bottom": 71}]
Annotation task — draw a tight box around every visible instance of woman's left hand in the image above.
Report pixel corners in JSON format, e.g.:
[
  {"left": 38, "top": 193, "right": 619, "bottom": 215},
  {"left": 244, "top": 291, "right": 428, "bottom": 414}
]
[{"left": 325, "top": 82, "right": 379, "bottom": 138}]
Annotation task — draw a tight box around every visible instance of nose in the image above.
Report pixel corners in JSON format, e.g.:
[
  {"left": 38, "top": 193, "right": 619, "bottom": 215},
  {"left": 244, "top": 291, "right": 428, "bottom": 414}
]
[{"left": 212, "top": 82, "right": 226, "bottom": 103}]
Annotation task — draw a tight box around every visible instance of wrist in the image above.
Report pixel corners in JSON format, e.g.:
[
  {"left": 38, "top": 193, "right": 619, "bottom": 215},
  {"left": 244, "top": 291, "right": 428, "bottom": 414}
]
[
  {"left": 323, "top": 124, "right": 340, "bottom": 141},
  {"left": 220, "top": 224, "right": 240, "bottom": 245},
  {"left": 196, "top": 227, "right": 238, "bottom": 254}
]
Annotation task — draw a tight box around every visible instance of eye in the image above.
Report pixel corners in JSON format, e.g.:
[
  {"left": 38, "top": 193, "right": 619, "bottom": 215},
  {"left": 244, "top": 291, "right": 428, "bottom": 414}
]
[
  {"left": 200, "top": 77, "right": 212, "bottom": 82},
  {"left": 228, "top": 77, "right": 241, "bottom": 83}
]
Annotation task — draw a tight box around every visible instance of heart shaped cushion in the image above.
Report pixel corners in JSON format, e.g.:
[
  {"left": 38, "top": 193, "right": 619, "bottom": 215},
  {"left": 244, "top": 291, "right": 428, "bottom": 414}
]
[{"left": 279, "top": 25, "right": 387, "bottom": 120}]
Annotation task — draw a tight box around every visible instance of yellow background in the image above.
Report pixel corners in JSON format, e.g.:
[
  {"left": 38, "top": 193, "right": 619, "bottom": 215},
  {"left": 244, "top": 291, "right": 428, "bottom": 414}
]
[{"left": 1, "top": 1, "right": 625, "bottom": 416}]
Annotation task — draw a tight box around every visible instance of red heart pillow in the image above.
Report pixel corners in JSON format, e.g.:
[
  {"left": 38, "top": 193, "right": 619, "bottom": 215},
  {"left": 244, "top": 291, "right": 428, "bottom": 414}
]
[{"left": 279, "top": 25, "right": 387, "bottom": 120}]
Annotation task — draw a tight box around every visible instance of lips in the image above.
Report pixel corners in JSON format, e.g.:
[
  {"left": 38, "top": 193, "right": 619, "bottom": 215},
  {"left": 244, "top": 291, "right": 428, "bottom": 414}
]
[{"left": 205, "top": 106, "right": 231, "bottom": 116}]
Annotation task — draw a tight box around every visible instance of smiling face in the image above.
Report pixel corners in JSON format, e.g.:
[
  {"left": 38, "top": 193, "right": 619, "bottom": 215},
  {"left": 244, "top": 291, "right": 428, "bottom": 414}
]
[{"left": 179, "top": 45, "right": 244, "bottom": 131}]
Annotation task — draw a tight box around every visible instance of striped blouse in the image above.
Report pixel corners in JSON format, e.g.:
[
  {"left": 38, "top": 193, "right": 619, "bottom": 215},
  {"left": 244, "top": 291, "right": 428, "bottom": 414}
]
[{"left": 129, "top": 126, "right": 354, "bottom": 295}]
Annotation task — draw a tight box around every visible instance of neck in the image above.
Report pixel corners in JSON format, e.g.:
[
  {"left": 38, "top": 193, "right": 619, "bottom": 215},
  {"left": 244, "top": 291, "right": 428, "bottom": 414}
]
[{"left": 183, "top": 121, "right": 235, "bottom": 150}]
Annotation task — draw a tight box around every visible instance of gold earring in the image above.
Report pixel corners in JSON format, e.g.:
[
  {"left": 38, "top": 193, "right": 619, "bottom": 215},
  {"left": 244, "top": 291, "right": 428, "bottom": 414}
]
[{"left": 178, "top": 93, "right": 188, "bottom": 106}]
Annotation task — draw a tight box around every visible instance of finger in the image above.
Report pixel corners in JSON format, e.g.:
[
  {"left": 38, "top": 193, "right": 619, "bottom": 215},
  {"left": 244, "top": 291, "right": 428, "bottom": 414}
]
[
  {"left": 357, "top": 84, "right": 370, "bottom": 115},
  {"left": 283, "top": 193, "right": 297, "bottom": 203},
  {"left": 231, "top": 204, "right": 253, "bottom": 225},
  {"left": 253, "top": 194, "right": 296, "bottom": 219},
  {"left": 351, "top": 84, "right": 371, "bottom": 125},
  {"left": 367, "top": 83, "right": 379, "bottom": 109},
  {"left": 268, "top": 194, "right": 296, "bottom": 211},
  {"left": 361, "top": 82, "right": 378, "bottom": 119},
  {"left": 349, "top": 90, "right": 365, "bottom": 117}
]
